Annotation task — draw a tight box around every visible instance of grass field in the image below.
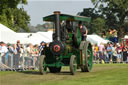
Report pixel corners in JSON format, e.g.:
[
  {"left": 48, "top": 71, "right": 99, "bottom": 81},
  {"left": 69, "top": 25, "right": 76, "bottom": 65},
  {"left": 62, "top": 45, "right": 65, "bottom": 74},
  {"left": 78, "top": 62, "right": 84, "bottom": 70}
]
[{"left": 0, "top": 64, "right": 128, "bottom": 85}]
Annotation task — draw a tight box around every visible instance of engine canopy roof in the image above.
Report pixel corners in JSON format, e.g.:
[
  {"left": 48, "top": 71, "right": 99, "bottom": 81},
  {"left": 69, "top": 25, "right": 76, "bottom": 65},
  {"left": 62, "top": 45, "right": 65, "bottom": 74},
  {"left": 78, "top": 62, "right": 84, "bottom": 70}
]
[{"left": 43, "top": 13, "right": 91, "bottom": 23}]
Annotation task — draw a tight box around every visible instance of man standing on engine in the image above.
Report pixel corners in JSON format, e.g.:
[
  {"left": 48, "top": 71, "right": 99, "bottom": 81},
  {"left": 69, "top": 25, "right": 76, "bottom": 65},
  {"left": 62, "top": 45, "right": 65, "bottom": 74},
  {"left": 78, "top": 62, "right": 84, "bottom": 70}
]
[{"left": 79, "top": 21, "right": 88, "bottom": 41}]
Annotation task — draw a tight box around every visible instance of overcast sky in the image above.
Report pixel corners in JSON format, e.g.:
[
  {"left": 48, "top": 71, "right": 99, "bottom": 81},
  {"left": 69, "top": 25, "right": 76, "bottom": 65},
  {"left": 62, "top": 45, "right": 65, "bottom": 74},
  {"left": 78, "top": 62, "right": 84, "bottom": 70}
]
[{"left": 23, "top": 0, "right": 93, "bottom": 26}]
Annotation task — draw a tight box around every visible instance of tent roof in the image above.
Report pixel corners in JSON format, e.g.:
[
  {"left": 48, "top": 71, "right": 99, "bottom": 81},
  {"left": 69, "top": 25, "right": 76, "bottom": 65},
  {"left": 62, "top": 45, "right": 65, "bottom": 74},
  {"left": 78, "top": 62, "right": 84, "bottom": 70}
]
[
  {"left": 0, "top": 23, "right": 15, "bottom": 33},
  {"left": 1, "top": 31, "right": 27, "bottom": 44}
]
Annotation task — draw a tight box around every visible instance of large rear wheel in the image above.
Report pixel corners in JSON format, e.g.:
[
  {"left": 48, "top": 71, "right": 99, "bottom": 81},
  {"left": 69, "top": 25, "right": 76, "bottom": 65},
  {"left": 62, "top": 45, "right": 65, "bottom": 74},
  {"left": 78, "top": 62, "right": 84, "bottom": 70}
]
[
  {"left": 80, "top": 41, "right": 93, "bottom": 72},
  {"left": 73, "top": 27, "right": 82, "bottom": 48},
  {"left": 70, "top": 55, "right": 77, "bottom": 75},
  {"left": 39, "top": 55, "right": 46, "bottom": 75}
]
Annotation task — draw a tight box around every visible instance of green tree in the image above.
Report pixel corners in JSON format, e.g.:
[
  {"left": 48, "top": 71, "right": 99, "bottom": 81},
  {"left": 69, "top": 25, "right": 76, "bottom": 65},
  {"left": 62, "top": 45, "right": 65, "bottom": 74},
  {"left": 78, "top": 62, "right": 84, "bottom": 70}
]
[
  {"left": 78, "top": 8, "right": 100, "bottom": 20},
  {"left": 91, "top": 0, "right": 128, "bottom": 39},
  {"left": 92, "top": 18, "right": 106, "bottom": 34},
  {"left": 0, "top": 0, "right": 30, "bottom": 32}
]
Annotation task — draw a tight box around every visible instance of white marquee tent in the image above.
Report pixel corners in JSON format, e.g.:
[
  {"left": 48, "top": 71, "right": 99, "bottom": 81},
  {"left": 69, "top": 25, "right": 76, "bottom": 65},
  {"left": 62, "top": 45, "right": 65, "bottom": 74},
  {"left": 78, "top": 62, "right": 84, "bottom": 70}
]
[
  {"left": 0, "top": 23, "right": 28, "bottom": 44},
  {"left": 87, "top": 34, "right": 109, "bottom": 46},
  {"left": 0, "top": 23, "right": 53, "bottom": 44},
  {"left": 17, "top": 32, "right": 53, "bottom": 45}
]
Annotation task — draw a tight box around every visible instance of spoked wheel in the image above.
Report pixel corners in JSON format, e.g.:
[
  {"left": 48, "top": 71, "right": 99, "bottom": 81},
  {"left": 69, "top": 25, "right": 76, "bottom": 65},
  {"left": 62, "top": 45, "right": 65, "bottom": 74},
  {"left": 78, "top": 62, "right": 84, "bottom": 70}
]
[
  {"left": 49, "top": 67, "right": 61, "bottom": 73},
  {"left": 80, "top": 41, "right": 93, "bottom": 72},
  {"left": 70, "top": 55, "right": 77, "bottom": 75},
  {"left": 39, "top": 55, "right": 46, "bottom": 75}
]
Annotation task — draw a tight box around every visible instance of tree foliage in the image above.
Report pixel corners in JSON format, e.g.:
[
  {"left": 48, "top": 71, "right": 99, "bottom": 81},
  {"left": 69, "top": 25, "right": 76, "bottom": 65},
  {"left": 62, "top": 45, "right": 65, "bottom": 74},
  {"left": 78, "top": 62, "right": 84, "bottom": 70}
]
[
  {"left": 91, "top": 0, "right": 128, "bottom": 38},
  {"left": 79, "top": 0, "right": 128, "bottom": 39},
  {"left": 0, "top": 0, "right": 30, "bottom": 32},
  {"left": 92, "top": 17, "right": 106, "bottom": 34}
]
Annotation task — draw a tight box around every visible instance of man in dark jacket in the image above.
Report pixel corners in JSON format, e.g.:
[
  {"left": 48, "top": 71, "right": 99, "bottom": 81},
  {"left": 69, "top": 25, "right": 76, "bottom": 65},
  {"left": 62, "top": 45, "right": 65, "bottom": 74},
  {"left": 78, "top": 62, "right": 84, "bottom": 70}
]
[{"left": 79, "top": 21, "right": 88, "bottom": 41}]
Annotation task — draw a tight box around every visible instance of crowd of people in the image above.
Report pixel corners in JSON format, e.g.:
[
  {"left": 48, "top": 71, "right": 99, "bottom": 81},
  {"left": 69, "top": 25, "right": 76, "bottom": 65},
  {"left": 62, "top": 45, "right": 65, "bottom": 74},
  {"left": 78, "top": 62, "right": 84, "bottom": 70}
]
[
  {"left": 93, "top": 28, "right": 128, "bottom": 64},
  {"left": 93, "top": 42, "right": 128, "bottom": 64},
  {"left": 0, "top": 34, "right": 128, "bottom": 70},
  {"left": 0, "top": 40, "right": 47, "bottom": 70}
]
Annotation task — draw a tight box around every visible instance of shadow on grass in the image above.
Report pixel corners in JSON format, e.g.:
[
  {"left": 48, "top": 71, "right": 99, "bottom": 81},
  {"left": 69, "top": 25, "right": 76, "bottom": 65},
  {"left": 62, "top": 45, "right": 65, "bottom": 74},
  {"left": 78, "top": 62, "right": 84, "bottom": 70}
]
[
  {"left": 18, "top": 70, "right": 41, "bottom": 75},
  {"left": 55, "top": 71, "right": 71, "bottom": 75},
  {"left": 18, "top": 70, "right": 73, "bottom": 75}
]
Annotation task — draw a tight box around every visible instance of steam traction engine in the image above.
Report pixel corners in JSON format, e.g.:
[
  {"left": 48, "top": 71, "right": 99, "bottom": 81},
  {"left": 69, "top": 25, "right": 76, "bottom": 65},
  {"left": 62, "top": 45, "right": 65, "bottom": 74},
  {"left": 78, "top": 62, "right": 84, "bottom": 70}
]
[{"left": 39, "top": 11, "right": 93, "bottom": 75}]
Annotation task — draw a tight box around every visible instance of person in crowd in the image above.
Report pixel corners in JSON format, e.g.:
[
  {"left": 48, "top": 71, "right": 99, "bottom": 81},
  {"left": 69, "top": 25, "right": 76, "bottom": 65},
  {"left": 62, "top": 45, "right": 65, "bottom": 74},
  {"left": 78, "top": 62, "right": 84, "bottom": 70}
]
[
  {"left": 106, "top": 43, "right": 113, "bottom": 63},
  {"left": 93, "top": 44, "right": 99, "bottom": 63},
  {"left": 7, "top": 44, "right": 13, "bottom": 53},
  {"left": 16, "top": 40, "right": 21, "bottom": 54},
  {"left": 20, "top": 44, "right": 24, "bottom": 57},
  {"left": 126, "top": 48, "right": 128, "bottom": 63},
  {"left": 12, "top": 44, "right": 17, "bottom": 54},
  {"left": 98, "top": 42, "right": 105, "bottom": 62},
  {"left": 12, "top": 44, "right": 19, "bottom": 68},
  {"left": 33, "top": 44, "right": 39, "bottom": 69},
  {"left": 39, "top": 41, "right": 45, "bottom": 56},
  {"left": 79, "top": 21, "right": 88, "bottom": 41},
  {"left": 26, "top": 43, "right": 35, "bottom": 69},
  {"left": 112, "top": 44, "right": 117, "bottom": 63},
  {"left": 14, "top": 40, "right": 21, "bottom": 69},
  {"left": 34, "top": 44, "right": 39, "bottom": 56},
  {"left": 0, "top": 42, "right": 8, "bottom": 65},
  {"left": 109, "top": 28, "right": 113, "bottom": 35},
  {"left": 112, "top": 29, "right": 118, "bottom": 43},
  {"left": 116, "top": 43, "right": 122, "bottom": 63},
  {"left": 7, "top": 44, "right": 14, "bottom": 68},
  {"left": 108, "top": 28, "right": 118, "bottom": 43},
  {"left": 108, "top": 28, "right": 113, "bottom": 42},
  {"left": 103, "top": 44, "right": 108, "bottom": 63},
  {"left": 19, "top": 44, "right": 25, "bottom": 68},
  {"left": 99, "top": 52, "right": 106, "bottom": 64},
  {"left": 46, "top": 43, "right": 49, "bottom": 47},
  {"left": 26, "top": 44, "right": 31, "bottom": 55},
  {"left": 27, "top": 43, "right": 35, "bottom": 56},
  {"left": 99, "top": 43, "right": 105, "bottom": 53},
  {"left": 23, "top": 44, "right": 29, "bottom": 68},
  {"left": 120, "top": 43, "right": 124, "bottom": 62},
  {"left": 123, "top": 47, "right": 128, "bottom": 63}
]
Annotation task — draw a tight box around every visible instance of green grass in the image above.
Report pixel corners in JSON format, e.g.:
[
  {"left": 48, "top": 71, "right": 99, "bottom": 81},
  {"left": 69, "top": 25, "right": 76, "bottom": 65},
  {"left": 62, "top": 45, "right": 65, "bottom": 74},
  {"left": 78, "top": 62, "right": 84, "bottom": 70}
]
[{"left": 0, "top": 64, "right": 128, "bottom": 85}]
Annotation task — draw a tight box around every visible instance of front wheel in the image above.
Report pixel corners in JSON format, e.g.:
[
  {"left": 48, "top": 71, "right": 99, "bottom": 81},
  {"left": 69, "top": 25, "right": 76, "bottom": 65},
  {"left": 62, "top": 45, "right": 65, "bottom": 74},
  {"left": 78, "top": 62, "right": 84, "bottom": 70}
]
[
  {"left": 70, "top": 55, "right": 77, "bottom": 75},
  {"left": 39, "top": 55, "right": 46, "bottom": 75}
]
